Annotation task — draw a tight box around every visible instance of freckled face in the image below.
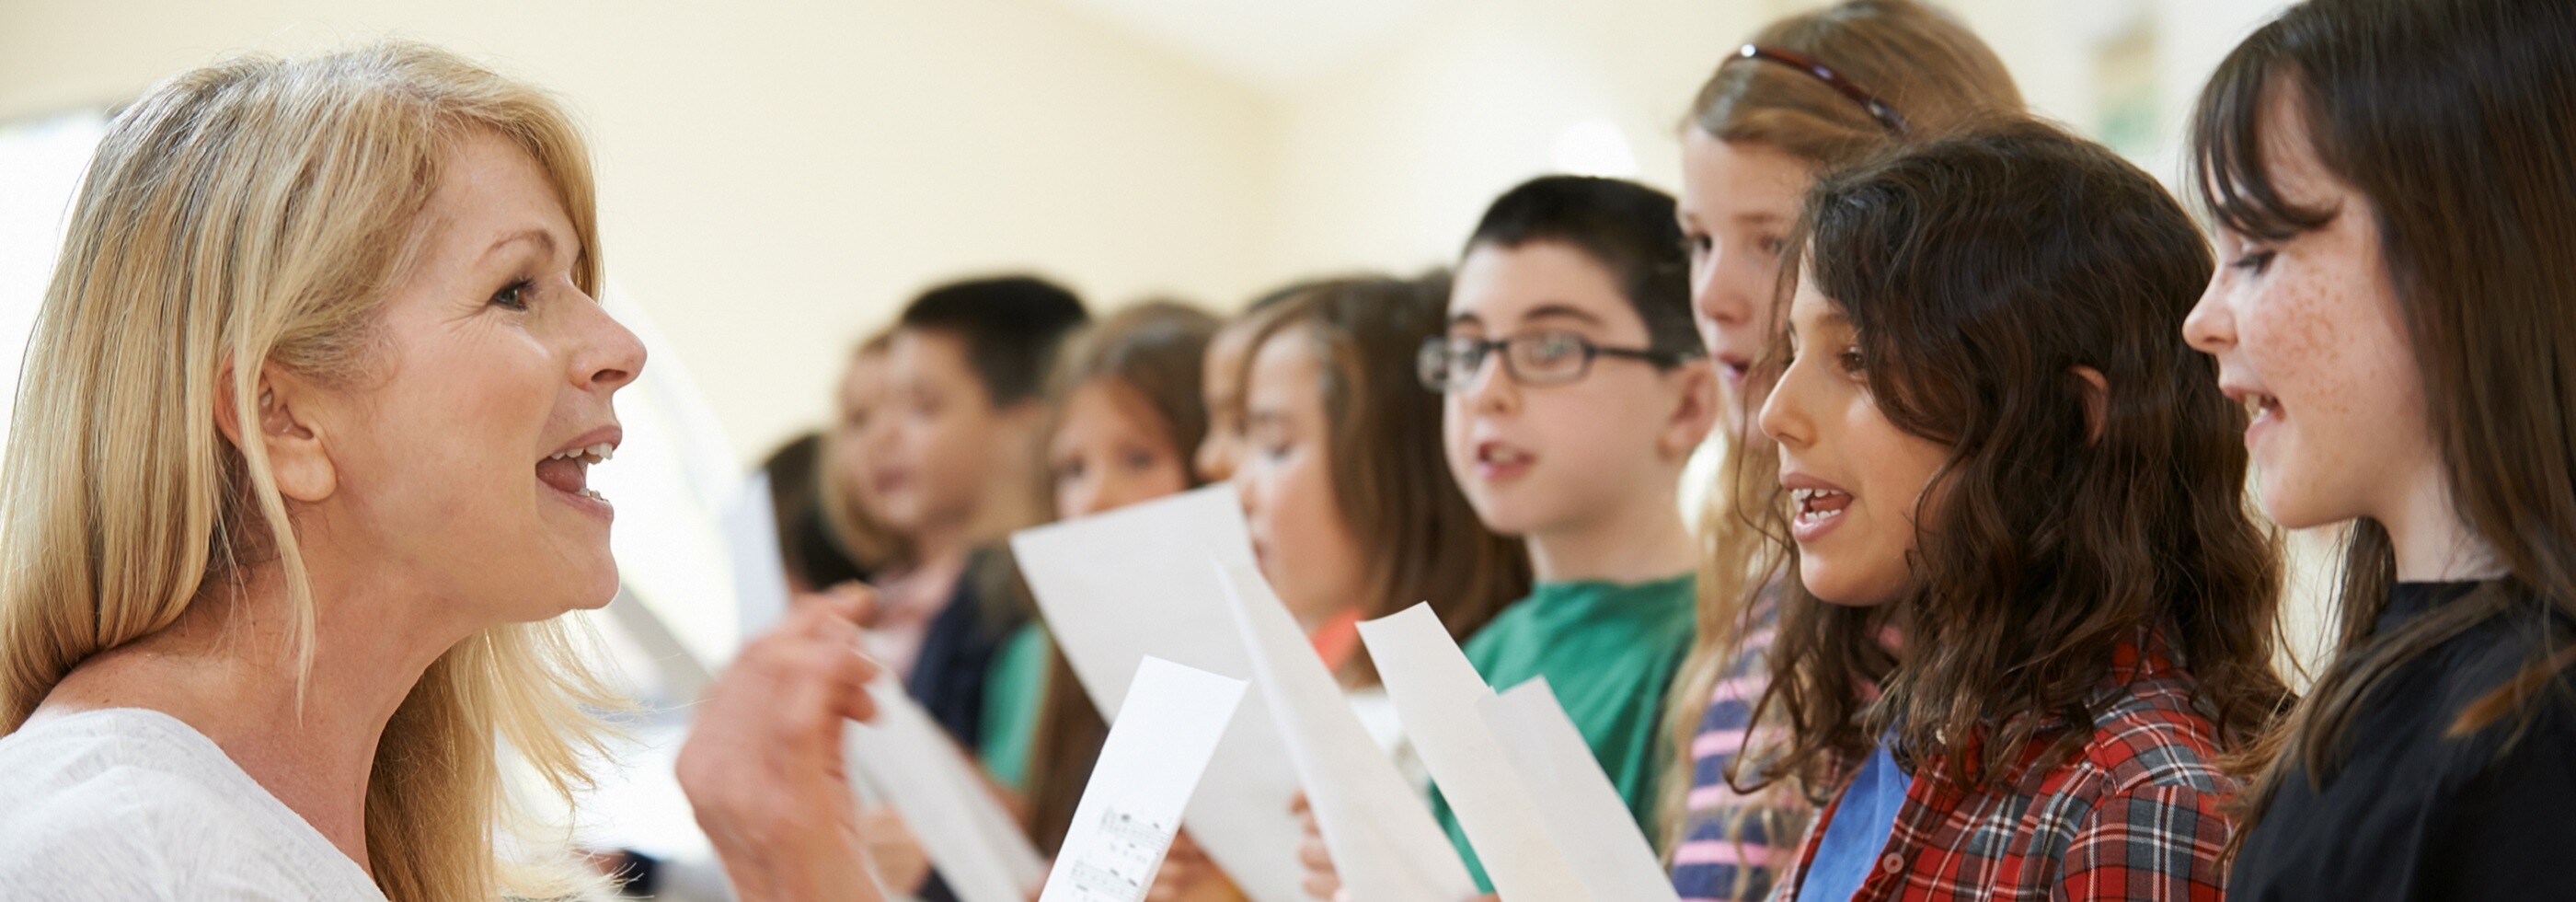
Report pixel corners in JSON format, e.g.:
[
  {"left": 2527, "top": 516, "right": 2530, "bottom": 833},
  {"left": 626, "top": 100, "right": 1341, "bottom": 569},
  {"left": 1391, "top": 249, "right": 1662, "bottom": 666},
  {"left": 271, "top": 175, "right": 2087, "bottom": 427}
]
[{"left": 2182, "top": 87, "right": 2432, "bottom": 530}]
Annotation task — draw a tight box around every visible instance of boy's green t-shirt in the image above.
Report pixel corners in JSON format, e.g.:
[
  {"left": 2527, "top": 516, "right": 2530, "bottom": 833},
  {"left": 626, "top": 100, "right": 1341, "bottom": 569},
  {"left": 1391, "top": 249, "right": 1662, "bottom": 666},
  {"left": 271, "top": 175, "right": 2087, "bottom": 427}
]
[
  {"left": 1429, "top": 572, "right": 1697, "bottom": 893},
  {"left": 977, "top": 622, "right": 1053, "bottom": 792}
]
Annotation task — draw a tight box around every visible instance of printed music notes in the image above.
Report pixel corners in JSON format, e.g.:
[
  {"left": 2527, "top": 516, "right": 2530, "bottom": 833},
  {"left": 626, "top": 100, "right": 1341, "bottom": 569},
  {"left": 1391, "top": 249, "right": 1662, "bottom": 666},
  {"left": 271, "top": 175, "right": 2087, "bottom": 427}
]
[
  {"left": 1012, "top": 487, "right": 1309, "bottom": 902},
  {"left": 1040, "top": 656, "right": 1247, "bottom": 902}
]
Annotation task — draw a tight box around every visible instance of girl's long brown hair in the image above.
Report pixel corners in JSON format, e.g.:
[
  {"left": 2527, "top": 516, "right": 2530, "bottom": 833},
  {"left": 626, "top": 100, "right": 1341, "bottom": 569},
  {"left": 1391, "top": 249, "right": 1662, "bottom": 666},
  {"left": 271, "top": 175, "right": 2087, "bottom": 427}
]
[
  {"left": 1659, "top": 0, "right": 2024, "bottom": 873},
  {"left": 2187, "top": 0, "right": 2576, "bottom": 846},
  {"left": 1741, "top": 119, "right": 2289, "bottom": 795},
  {"left": 1236, "top": 274, "right": 1530, "bottom": 684},
  {"left": 1020, "top": 301, "right": 1221, "bottom": 852}
]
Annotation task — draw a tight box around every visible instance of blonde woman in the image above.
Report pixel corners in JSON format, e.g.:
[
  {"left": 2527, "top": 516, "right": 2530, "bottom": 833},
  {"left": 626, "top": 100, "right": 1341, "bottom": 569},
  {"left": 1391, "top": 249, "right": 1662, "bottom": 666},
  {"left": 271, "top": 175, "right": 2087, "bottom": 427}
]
[{"left": 0, "top": 43, "right": 877, "bottom": 901}]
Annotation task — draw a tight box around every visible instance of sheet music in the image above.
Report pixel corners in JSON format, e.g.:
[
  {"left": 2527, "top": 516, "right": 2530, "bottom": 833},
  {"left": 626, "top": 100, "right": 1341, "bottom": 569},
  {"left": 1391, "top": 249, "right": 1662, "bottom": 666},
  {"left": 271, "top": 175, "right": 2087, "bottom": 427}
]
[
  {"left": 1041, "top": 656, "right": 1247, "bottom": 902},
  {"left": 1212, "top": 561, "right": 1477, "bottom": 902},
  {"left": 1479, "top": 678, "right": 1684, "bottom": 902},
  {"left": 1356, "top": 603, "right": 1588, "bottom": 900},
  {"left": 1010, "top": 487, "right": 1311, "bottom": 902},
  {"left": 845, "top": 676, "right": 1049, "bottom": 902}
]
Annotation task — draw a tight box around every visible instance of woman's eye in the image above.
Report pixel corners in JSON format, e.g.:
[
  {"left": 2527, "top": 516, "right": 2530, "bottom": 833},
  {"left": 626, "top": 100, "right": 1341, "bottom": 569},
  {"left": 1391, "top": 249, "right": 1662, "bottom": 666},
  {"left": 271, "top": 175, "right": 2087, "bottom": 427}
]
[
  {"left": 1836, "top": 348, "right": 1866, "bottom": 375},
  {"left": 1123, "top": 449, "right": 1158, "bottom": 471},
  {"left": 1758, "top": 235, "right": 1787, "bottom": 258},
  {"left": 1683, "top": 233, "right": 1713, "bottom": 259},
  {"left": 2230, "top": 249, "right": 2278, "bottom": 275},
  {"left": 490, "top": 278, "right": 533, "bottom": 311}
]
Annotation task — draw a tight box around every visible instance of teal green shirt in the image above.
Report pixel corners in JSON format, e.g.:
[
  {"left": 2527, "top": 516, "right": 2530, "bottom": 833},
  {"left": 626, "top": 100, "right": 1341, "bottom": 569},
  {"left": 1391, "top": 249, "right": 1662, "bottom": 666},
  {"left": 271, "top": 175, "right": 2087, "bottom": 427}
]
[
  {"left": 977, "top": 622, "right": 1052, "bottom": 792},
  {"left": 1429, "top": 573, "right": 1697, "bottom": 892}
]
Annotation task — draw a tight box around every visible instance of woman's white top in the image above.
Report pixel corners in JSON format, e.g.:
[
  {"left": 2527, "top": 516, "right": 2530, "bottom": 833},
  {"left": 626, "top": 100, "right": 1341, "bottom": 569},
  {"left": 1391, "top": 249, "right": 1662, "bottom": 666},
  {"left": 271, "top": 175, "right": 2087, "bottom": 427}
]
[{"left": 0, "top": 708, "right": 387, "bottom": 900}]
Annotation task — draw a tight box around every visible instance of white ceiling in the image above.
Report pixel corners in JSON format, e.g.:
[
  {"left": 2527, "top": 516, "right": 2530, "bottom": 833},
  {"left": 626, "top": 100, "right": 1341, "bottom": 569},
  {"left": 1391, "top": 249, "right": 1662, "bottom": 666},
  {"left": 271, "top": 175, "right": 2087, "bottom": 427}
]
[{"left": 1039, "top": 0, "right": 1455, "bottom": 92}]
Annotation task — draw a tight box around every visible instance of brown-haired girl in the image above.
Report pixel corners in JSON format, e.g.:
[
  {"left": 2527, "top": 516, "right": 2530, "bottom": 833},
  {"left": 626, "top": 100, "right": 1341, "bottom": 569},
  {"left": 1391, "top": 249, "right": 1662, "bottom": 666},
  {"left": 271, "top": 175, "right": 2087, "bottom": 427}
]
[
  {"left": 2181, "top": 1, "right": 2576, "bottom": 897},
  {"left": 990, "top": 300, "right": 1220, "bottom": 848},
  {"left": 1664, "top": 3, "right": 2023, "bottom": 897},
  {"left": 1231, "top": 275, "right": 1530, "bottom": 683},
  {"left": 1746, "top": 120, "right": 2286, "bottom": 901}
]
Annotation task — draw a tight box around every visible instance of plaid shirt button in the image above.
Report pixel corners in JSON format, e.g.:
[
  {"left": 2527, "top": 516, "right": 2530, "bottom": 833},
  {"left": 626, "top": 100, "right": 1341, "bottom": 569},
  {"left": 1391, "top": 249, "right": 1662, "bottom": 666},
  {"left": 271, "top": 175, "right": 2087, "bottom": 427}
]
[{"left": 1880, "top": 852, "right": 1904, "bottom": 873}]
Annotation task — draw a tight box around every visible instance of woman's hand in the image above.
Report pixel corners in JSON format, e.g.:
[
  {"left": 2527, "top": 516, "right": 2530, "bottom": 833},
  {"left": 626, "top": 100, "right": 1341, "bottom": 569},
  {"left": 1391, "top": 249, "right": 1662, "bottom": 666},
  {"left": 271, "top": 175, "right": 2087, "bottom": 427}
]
[
  {"left": 1291, "top": 792, "right": 1345, "bottom": 901},
  {"left": 678, "top": 589, "right": 886, "bottom": 902}
]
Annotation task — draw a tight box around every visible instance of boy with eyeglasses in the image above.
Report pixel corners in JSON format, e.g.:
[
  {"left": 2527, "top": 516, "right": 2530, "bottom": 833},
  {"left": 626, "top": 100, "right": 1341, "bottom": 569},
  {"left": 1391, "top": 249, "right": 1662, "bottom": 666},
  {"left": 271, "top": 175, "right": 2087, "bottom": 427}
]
[{"left": 1417, "top": 175, "right": 1720, "bottom": 893}]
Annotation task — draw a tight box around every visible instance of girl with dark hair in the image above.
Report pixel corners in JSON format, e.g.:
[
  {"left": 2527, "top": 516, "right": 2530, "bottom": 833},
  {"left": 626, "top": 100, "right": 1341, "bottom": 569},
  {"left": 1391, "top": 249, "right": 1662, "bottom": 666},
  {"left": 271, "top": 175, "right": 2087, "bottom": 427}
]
[
  {"left": 1745, "top": 120, "right": 2287, "bottom": 902},
  {"left": 2180, "top": 1, "right": 2576, "bottom": 897},
  {"left": 1662, "top": 4, "right": 2027, "bottom": 897},
  {"left": 987, "top": 301, "right": 1220, "bottom": 822}
]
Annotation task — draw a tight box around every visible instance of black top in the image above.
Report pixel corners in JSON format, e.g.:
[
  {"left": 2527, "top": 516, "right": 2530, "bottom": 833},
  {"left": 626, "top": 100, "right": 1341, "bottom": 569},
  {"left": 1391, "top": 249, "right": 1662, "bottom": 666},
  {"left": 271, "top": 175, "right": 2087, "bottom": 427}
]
[
  {"left": 903, "top": 545, "right": 1031, "bottom": 749},
  {"left": 900, "top": 545, "right": 1033, "bottom": 902},
  {"left": 2228, "top": 581, "right": 2576, "bottom": 902}
]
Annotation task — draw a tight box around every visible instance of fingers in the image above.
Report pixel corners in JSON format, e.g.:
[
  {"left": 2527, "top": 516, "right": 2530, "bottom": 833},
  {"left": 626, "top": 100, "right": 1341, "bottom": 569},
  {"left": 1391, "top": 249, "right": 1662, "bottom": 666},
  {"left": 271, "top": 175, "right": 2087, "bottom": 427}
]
[
  {"left": 1297, "top": 832, "right": 1340, "bottom": 899},
  {"left": 814, "top": 580, "right": 880, "bottom": 626}
]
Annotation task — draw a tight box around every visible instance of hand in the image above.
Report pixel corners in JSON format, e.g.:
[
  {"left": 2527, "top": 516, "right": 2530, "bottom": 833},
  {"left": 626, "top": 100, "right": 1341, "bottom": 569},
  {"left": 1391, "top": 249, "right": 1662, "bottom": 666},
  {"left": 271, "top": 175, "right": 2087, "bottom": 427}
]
[
  {"left": 1145, "top": 831, "right": 1213, "bottom": 901},
  {"left": 858, "top": 806, "right": 930, "bottom": 894},
  {"left": 799, "top": 580, "right": 881, "bottom": 626},
  {"left": 1291, "top": 792, "right": 1345, "bottom": 901},
  {"left": 678, "top": 589, "right": 886, "bottom": 902}
]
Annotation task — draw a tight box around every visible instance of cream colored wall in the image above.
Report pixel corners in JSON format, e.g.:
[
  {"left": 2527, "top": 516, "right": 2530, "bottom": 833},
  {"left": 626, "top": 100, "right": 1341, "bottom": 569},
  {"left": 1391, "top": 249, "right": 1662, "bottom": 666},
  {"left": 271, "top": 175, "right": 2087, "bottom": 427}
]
[{"left": 0, "top": 0, "right": 1280, "bottom": 462}]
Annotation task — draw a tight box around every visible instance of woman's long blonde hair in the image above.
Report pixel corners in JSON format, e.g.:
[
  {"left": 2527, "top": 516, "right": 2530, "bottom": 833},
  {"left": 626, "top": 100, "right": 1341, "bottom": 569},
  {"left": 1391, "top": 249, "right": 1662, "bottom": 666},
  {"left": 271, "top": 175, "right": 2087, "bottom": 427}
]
[{"left": 0, "top": 42, "right": 618, "bottom": 901}]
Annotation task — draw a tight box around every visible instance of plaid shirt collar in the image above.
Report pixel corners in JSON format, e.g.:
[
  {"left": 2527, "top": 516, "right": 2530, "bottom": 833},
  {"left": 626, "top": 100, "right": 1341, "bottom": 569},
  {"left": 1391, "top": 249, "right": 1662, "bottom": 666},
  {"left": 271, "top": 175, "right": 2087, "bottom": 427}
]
[{"left": 1773, "top": 633, "right": 2238, "bottom": 902}]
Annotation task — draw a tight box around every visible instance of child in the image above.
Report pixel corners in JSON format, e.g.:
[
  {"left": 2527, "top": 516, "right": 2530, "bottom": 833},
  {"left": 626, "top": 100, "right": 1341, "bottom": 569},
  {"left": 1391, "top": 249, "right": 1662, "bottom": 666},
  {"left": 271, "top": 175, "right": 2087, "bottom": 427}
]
[
  {"left": 868, "top": 275, "right": 1087, "bottom": 747},
  {"left": 1230, "top": 274, "right": 1530, "bottom": 679},
  {"left": 819, "top": 330, "right": 914, "bottom": 588},
  {"left": 1747, "top": 120, "right": 2286, "bottom": 901},
  {"left": 979, "top": 300, "right": 1219, "bottom": 836},
  {"left": 1662, "top": 4, "right": 2025, "bottom": 897},
  {"left": 2182, "top": 1, "right": 2576, "bottom": 896},
  {"left": 1417, "top": 175, "right": 1719, "bottom": 894}
]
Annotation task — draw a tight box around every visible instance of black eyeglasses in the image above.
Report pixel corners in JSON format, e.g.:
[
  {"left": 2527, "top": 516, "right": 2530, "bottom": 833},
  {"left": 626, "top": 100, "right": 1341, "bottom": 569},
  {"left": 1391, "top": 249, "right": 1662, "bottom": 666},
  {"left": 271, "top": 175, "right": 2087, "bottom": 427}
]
[
  {"left": 1733, "top": 44, "right": 1909, "bottom": 135},
  {"left": 1417, "top": 331, "right": 1696, "bottom": 392}
]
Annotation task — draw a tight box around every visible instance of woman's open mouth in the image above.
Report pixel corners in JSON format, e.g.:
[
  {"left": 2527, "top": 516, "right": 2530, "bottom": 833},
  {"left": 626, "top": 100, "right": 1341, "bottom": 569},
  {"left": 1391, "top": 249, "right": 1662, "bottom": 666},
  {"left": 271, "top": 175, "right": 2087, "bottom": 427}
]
[
  {"left": 538, "top": 432, "right": 619, "bottom": 517},
  {"left": 1787, "top": 482, "right": 1852, "bottom": 542}
]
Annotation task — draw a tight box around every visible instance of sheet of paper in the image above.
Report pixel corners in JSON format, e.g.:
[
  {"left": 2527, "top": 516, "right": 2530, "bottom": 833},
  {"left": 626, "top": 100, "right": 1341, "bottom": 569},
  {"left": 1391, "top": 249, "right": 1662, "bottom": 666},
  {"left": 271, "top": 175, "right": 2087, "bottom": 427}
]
[
  {"left": 1212, "top": 561, "right": 1476, "bottom": 902},
  {"left": 1009, "top": 487, "right": 1308, "bottom": 902},
  {"left": 1356, "top": 603, "right": 1587, "bottom": 900},
  {"left": 1040, "top": 656, "right": 1248, "bottom": 902},
  {"left": 1479, "top": 678, "right": 1685, "bottom": 902},
  {"left": 845, "top": 676, "right": 1049, "bottom": 902},
  {"left": 719, "top": 470, "right": 793, "bottom": 641}
]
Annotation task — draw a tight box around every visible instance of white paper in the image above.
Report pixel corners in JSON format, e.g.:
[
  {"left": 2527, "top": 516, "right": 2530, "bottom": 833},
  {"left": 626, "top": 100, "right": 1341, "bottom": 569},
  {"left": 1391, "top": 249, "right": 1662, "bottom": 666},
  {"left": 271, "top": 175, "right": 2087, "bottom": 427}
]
[
  {"left": 1212, "top": 561, "right": 1477, "bottom": 902},
  {"left": 1356, "top": 603, "right": 1587, "bottom": 900},
  {"left": 1479, "top": 679, "right": 1685, "bottom": 902},
  {"left": 1041, "top": 656, "right": 1248, "bottom": 902},
  {"left": 845, "top": 676, "right": 1049, "bottom": 902},
  {"left": 720, "top": 470, "right": 794, "bottom": 641},
  {"left": 1009, "top": 487, "right": 1309, "bottom": 902}
]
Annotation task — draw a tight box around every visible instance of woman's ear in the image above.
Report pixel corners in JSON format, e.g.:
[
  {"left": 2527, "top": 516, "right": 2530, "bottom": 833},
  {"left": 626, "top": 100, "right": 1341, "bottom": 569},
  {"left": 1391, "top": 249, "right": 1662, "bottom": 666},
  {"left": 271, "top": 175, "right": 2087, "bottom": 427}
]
[
  {"left": 212, "top": 364, "right": 339, "bottom": 503},
  {"left": 1662, "top": 357, "right": 1722, "bottom": 460},
  {"left": 2071, "top": 365, "right": 2110, "bottom": 445}
]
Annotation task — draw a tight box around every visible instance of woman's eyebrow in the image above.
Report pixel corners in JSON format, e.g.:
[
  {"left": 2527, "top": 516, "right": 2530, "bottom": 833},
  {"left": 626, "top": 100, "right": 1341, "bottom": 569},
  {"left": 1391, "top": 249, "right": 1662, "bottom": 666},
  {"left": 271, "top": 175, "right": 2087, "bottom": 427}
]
[{"left": 479, "top": 227, "right": 558, "bottom": 261}]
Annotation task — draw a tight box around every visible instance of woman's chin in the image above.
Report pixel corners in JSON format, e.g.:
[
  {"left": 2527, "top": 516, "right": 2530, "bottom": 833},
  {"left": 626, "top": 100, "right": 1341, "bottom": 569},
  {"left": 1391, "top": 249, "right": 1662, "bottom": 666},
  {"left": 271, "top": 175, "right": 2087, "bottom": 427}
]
[{"left": 1800, "top": 568, "right": 1901, "bottom": 607}]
